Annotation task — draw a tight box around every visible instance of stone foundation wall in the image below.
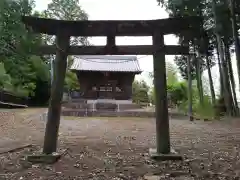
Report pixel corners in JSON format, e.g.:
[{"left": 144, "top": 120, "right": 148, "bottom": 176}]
[
  {"left": 61, "top": 109, "right": 186, "bottom": 119},
  {"left": 61, "top": 100, "right": 186, "bottom": 119},
  {"left": 62, "top": 109, "right": 155, "bottom": 117}
]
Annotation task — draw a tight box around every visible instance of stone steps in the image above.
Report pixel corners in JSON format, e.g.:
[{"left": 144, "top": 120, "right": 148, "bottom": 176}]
[
  {"left": 95, "top": 102, "right": 117, "bottom": 111},
  {"left": 61, "top": 108, "right": 155, "bottom": 117},
  {"left": 61, "top": 100, "right": 187, "bottom": 118},
  {"left": 62, "top": 109, "right": 88, "bottom": 117},
  {"left": 62, "top": 102, "right": 88, "bottom": 109},
  {"left": 61, "top": 108, "right": 187, "bottom": 119},
  {"left": 62, "top": 100, "right": 142, "bottom": 111},
  {"left": 62, "top": 99, "right": 88, "bottom": 109},
  {"left": 118, "top": 103, "right": 142, "bottom": 110}
]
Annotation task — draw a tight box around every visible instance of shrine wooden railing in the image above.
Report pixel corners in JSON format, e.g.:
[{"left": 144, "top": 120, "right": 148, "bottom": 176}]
[{"left": 70, "top": 90, "right": 131, "bottom": 100}]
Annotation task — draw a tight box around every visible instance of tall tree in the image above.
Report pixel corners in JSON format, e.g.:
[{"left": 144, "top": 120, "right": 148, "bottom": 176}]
[
  {"left": 206, "top": 53, "right": 216, "bottom": 105},
  {"left": 195, "top": 53, "right": 204, "bottom": 105},
  {"left": 212, "top": 0, "right": 235, "bottom": 115},
  {"left": 0, "top": 0, "right": 48, "bottom": 97},
  {"left": 42, "top": 0, "right": 89, "bottom": 46},
  {"left": 42, "top": 0, "right": 89, "bottom": 89},
  {"left": 187, "top": 55, "right": 193, "bottom": 121},
  {"left": 229, "top": 0, "right": 240, "bottom": 90},
  {"left": 158, "top": 0, "right": 238, "bottom": 116},
  {"left": 216, "top": 47, "right": 225, "bottom": 97}
]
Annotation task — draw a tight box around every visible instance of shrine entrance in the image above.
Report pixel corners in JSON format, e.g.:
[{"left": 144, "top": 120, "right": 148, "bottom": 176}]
[
  {"left": 98, "top": 80, "right": 116, "bottom": 99},
  {"left": 97, "top": 72, "right": 116, "bottom": 99},
  {"left": 22, "top": 15, "right": 203, "bottom": 158}
]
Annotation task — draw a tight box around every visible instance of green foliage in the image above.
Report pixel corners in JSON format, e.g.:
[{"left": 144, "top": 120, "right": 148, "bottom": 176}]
[
  {"left": 149, "top": 59, "right": 215, "bottom": 118},
  {"left": 167, "top": 82, "right": 188, "bottom": 106},
  {"left": 42, "top": 0, "right": 89, "bottom": 94},
  {"left": 150, "top": 61, "right": 188, "bottom": 106},
  {"left": 0, "top": 0, "right": 51, "bottom": 104},
  {"left": 166, "top": 61, "right": 179, "bottom": 86},
  {"left": 0, "top": 63, "right": 12, "bottom": 90},
  {"left": 30, "top": 56, "right": 50, "bottom": 81},
  {"left": 179, "top": 95, "right": 215, "bottom": 119},
  {"left": 0, "top": 0, "right": 88, "bottom": 105},
  {"left": 64, "top": 57, "right": 80, "bottom": 92},
  {"left": 0, "top": 0, "right": 45, "bottom": 97},
  {"left": 156, "top": 0, "right": 238, "bottom": 118},
  {"left": 176, "top": 80, "right": 215, "bottom": 119},
  {"left": 42, "top": 0, "right": 89, "bottom": 46},
  {"left": 195, "top": 96, "right": 215, "bottom": 118},
  {"left": 132, "top": 80, "right": 150, "bottom": 105},
  {"left": 150, "top": 81, "right": 188, "bottom": 106},
  {"left": 64, "top": 71, "right": 80, "bottom": 92},
  {"left": 174, "top": 55, "right": 196, "bottom": 80},
  {"left": 43, "top": 0, "right": 88, "bottom": 20}
]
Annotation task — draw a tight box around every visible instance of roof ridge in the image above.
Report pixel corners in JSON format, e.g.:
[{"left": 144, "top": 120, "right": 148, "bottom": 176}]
[
  {"left": 71, "top": 55, "right": 142, "bottom": 73},
  {"left": 80, "top": 58, "right": 135, "bottom": 61},
  {"left": 78, "top": 55, "right": 137, "bottom": 61}
]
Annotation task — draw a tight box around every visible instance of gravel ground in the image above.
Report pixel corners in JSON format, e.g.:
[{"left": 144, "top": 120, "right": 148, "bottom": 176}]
[{"left": 0, "top": 109, "right": 240, "bottom": 179}]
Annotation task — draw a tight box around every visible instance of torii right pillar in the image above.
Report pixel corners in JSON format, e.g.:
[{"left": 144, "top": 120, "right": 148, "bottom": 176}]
[{"left": 149, "top": 31, "right": 182, "bottom": 161}]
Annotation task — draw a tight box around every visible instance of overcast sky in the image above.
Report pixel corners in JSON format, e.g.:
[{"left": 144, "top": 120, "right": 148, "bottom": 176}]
[{"left": 34, "top": 0, "right": 240, "bottom": 98}]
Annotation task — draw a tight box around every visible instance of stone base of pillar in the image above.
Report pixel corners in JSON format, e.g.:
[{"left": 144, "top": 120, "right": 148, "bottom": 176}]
[
  {"left": 149, "top": 148, "right": 183, "bottom": 161},
  {"left": 26, "top": 149, "right": 69, "bottom": 164},
  {"left": 27, "top": 153, "right": 61, "bottom": 164}
]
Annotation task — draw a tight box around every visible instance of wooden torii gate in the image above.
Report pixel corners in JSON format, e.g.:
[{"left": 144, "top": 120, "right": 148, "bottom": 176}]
[{"left": 22, "top": 16, "right": 202, "bottom": 159}]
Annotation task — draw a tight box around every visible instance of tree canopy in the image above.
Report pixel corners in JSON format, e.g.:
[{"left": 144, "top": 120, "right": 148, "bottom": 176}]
[
  {"left": 157, "top": 0, "right": 240, "bottom": 117},
  {"left": 0, "top": 0, "right": 49, "bottom": 98},
  {"left": 0, "top": 0, "right": 88, "bottom": 105}
]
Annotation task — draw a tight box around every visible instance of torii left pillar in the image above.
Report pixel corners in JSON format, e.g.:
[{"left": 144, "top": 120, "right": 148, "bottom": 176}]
[{"left": 43, "top": 33, "right": 70, "bottom": 154}]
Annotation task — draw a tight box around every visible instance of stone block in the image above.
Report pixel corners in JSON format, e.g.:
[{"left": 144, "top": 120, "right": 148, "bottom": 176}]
[
  {"left": 27, "top": 152, "right": 61, "bottom": 164},
  {"left": 149, "top": 148, "right": 183, "bottom": 161}
]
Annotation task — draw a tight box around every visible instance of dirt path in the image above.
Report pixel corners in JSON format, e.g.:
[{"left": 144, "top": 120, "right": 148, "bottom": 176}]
[
  {"left": 1, "top": 111, "right": 240, "bottom": 179},
  {"left": 0, "top": 108, "right": 46, "bottom": 151}
]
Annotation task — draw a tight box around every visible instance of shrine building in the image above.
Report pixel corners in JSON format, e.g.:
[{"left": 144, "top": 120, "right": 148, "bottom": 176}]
[{"left": 70, "top": 55, "right": 142, "bottom": 102}]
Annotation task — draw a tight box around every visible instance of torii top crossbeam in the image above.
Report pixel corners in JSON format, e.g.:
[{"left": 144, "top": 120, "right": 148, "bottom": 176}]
[
  {"left": 21, "top": 16, "right": 203, "bottom": 56},
  {"left": 22, "top": 16, "right": 202, "bottom": 36}
]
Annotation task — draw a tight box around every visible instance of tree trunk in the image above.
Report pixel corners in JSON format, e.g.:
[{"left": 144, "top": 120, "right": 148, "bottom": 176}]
[
  {"left": 217, "top": 39, "right": 234, "bottom": 116},
  {"left": 43, "top": 34, "right": 70, "bottom": 154},
  {"left": 195, "top": 53, "right": 204, "bottom": 105},
  {"left": 224, "top": 41, "right": 239, "bottom": 115},
  {"left": 206, "top": 53, "right": 216, "bottom": 105},
  {"left": 187, "top": 55, "right": 193, "bottom": 121},
  {"left": 50, "top": 58, "right": 55, "bottom": 86},
  {"left": 229, "top": 0, "right": 240, "bottom": 91},
  {"left": 212, "top": 0, "right": 234, "bottom": 116},
  {"left": 216, "top": 47, "right": 224, "bottom": 98}
]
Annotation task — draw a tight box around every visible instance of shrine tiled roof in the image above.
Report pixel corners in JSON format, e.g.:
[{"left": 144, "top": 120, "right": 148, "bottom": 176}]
[{"left": 70, "top": 55, "right": 142, "bottom": 73}]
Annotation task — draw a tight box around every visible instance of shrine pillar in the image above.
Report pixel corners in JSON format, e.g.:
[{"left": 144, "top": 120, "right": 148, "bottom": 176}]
[
  {"left": 43, "top": 33, "right": 70, "bottom": 154},
  {"left": 152, "top": 33, "right": 170, "bottom": 154}
]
